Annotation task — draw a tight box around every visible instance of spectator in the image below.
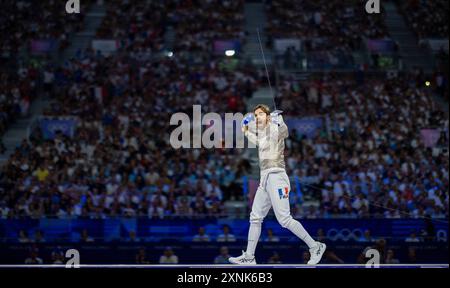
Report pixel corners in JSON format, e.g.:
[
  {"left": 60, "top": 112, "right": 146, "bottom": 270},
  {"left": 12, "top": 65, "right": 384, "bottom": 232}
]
[
  {"left": 263, "top": 228, "right": 280, "bottom": 242},
  {"left": 0, "top": 201, "right": 8, "bottom": 218},
  {"left": 126, "top": 230, "right": 140, "bottom": 242},
  {"left": 302, "top": 251, "right": 310, "bottom": 264},
  {"left": 191, "top": 195, "right": 208, "bottom": 217},
  {"left": 385, "top": 249, "right": 400, "bottom": 264},
  {"left": 316, "top": 228, "right": 326, "bottom": 242},
  {"left": 374, "top": 239, "right": 387, "bottom": 263},
  {"left": 135, "top": 247, "right": 150, "bottom": 264},
  {"left": 33, "top": 164, "right": 49, "bottom": 182},
  {"left": 358, "top": 230, "right": 373, "bottom": 242},
  {"left": 213, "top": 246, "right": 230, "bottom": 264},
  {"left": 24, "top": 250, "right": 43, "bottom": 264},
  {"left": 405, "top": 231, "right": 421, "bottom": 243},
  {"left": 159, "top": 247, "right": 179, "bottom": 264},
  {"left": 18, "top": 230, "right": 30, "bottom": 243},
  {"left": 217, "top": 225, "right": 236, "bottom": 242},
  {"left": 51, "top": 250, "right": 64, "bottom": 265},
  {"left": 80, "top": 229, "right": 95, "bottom": 243},
  {"left": 407, "top": 247, "right": 417, "bottom": 264},
  {"left": 148, "top": 198, "right": 165, "bottom": 219},
  {"left": 33, "top": 230, "right": 46, "bottom": 243},
  {"left": 356, "top": 250, "right": 367, "bottom": 265},
  {"left": 193, "top": 227, "right": 211, "bottom": 242},
  {"left": 267, "top": 251, "right": 282, "bottom": 264}
]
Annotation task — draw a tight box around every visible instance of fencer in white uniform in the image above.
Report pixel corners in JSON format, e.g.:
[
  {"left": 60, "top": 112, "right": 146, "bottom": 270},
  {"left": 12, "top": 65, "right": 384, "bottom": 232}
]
[{"left": 229, "top": 104, "right": 326, "bottom": 265}]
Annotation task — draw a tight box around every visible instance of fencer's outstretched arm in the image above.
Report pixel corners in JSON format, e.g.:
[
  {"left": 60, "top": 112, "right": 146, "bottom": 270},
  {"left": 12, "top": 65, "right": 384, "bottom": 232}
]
[
  {"left": 242, "top": 113, "right": 258, "bottom": 146},
  {"left": 270, "top": 114, "right": 289, "bottom": 140},
  {"left": 242, "top": 114, "right": 288, "bottom": 144},
  {"left": 278, "top": 121, "right": 289, "bottom": 139}
]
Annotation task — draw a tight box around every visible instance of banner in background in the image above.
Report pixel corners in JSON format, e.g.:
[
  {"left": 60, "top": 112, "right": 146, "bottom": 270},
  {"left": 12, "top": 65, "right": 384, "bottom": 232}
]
[
  {"left": 285, "top": 117, "right": 323, "bottom": 139},
  {"left": 366, "top": 39, "right": 396, "bottom": 53},
  {"left": 40, "top": 118, "right": 77, "bottom": 140},
  {"left": 92, "top": 39, "right": 119, "bottom": 56},
  {"left": 274, "top": 38, "right": 301, "bottom": 54},
  {"left": 30, "top": 39, "right": 56, "bottom": 54},
  {"left": 425, "top": 39, "right": 449, "bottom": 53},
  {"left": 213, "top": 40, "right": 241, "bottom": 55},
  {"left": 0, "top": 218, "right": 447, "bottom": 242},
  {"left": 421, "top": 129, "right": 443, "bottom": 148}
]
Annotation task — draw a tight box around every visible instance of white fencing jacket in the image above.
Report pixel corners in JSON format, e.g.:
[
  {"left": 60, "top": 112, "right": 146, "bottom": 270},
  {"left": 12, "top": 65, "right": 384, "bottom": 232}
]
[{"left": 244, "top": 116, "right": 289, "bottom": 175}]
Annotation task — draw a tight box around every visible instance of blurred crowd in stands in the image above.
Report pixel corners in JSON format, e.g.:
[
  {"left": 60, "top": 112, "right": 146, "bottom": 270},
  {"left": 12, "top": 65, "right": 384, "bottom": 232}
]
[
  {"left": 0, "top": 0, "right": 259, "bottom": 219},
  {"left": 267, "top": 0, "right": 391, "bottom": 69},
  {"left": 397, "top": 0, "right": 448, "bottom": 39},
  {"left": 1, "top": 0, "right": 87, "bottom": 148},
  {"left": 278, "top": 71, "right": 448, "bottom": 219},
  {"left": 0, "top": 0, "right": 448, "bottom": 222}
]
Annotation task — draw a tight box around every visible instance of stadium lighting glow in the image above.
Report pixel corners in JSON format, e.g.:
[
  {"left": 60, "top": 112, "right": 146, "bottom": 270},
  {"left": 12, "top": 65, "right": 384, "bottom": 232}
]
[
  {"left": 167, "top": 51, "right": 174, "bottom": 57},
  {"left": 225, "top": 50, "right": 235, "bottom": 57},
  {"left": 425, "top": 81, "right": 431, "bottom": 87}
]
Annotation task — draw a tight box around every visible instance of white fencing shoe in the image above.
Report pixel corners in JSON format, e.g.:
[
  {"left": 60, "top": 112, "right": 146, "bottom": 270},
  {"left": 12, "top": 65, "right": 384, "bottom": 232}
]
[
  {"left": 228, "top": 251, "right": 257, "bottom": 265},
  {"left": 307, "top": 242, "right": 327, "bottom": 265}
]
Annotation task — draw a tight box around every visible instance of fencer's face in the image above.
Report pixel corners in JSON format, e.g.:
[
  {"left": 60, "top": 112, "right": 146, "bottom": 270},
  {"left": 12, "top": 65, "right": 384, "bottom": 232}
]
[{"left": 254, "top": 108, "right": 269, "bottom": 128}]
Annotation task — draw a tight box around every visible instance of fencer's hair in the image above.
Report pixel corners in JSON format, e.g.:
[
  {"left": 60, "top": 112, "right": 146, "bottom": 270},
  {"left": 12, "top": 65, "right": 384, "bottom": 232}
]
[{"left": 253, "top": 104, "right": 270, "bottom": 115}]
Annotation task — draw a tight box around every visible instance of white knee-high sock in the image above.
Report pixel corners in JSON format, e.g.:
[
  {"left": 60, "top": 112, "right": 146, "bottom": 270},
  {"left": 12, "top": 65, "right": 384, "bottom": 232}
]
[
  {"left": 286, "top": 219, "right": 316, "bottom": 249},
  {"left": 245, "top": 222, "right": 261, "bottom": 256}
]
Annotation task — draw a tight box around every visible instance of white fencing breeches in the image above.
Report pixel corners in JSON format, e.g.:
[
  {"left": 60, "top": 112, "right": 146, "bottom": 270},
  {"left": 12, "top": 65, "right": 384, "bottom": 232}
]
[{"left": 245, "top": 170, "right": 316, "bottom": 256}]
